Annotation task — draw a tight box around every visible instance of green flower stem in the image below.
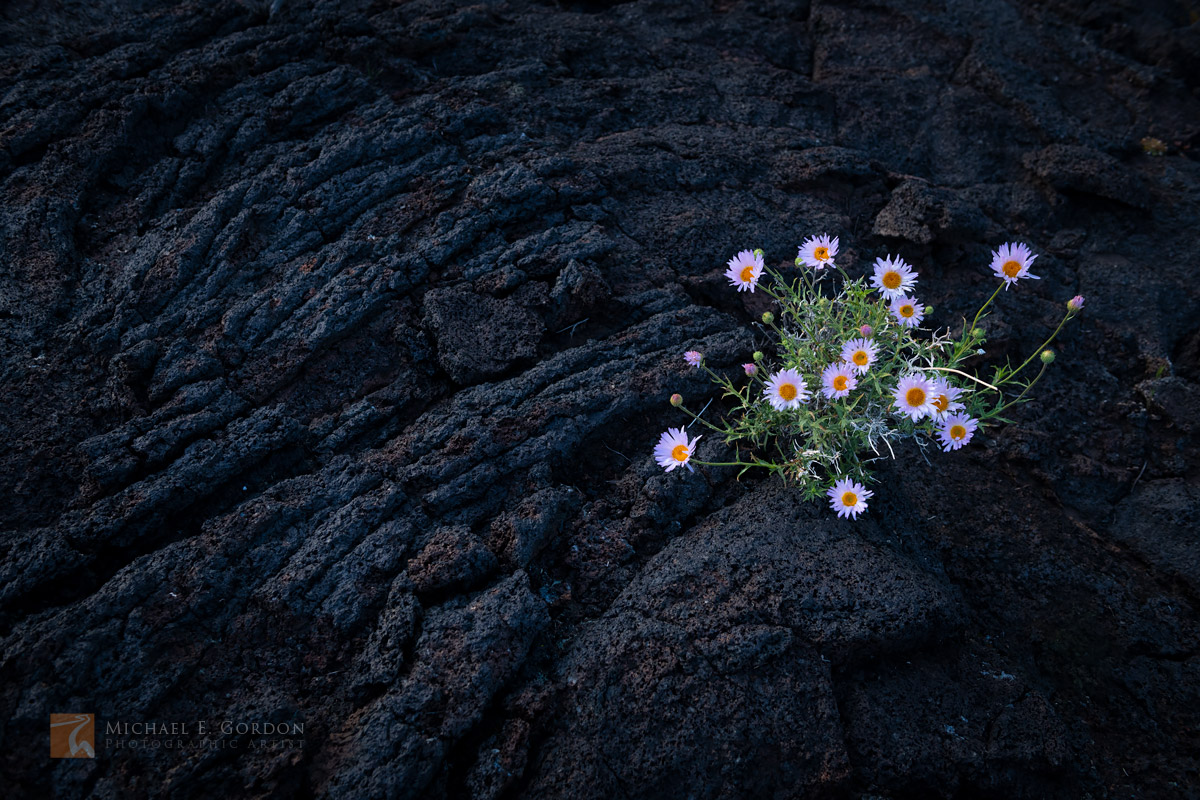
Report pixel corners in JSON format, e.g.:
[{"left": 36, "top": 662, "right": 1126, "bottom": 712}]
[
  {"left": 692, "top": 459, "right": 768, "bottom": 468},
  {"left": 759, "top": 316, "right": 786, "bottom": 340},
  {"left": 702, "top": 365, "right": 740, "bottom": 399},
  {"left": 947, "top": 326, "right": 985, "bottom": 367},
  {"left": 1007, "top": 311, "right": 1072, "bottom": 380},
  {"left": 756, "top": 282, "right": 785, "bottom": 303},
  {"left": 764, "top": 267, "right": 793, "bottom": 293},
  {"left": 675, "top": 403, "right": 727, "bottom": 433},
  {"left": 949, "top": 282, "right": 1004, "bottom": 363},
  {"left": 983, "top": 361, "right": 1049, "bottom": 419},
  {"left": 789, "top": 266, "right": 815, "bottom": 296},
  {"left": 888, "top": 324, "right": 907, "bottom": 364},
  {"left": 970, "top": 282, "right": 1005, "bottom": 336}
]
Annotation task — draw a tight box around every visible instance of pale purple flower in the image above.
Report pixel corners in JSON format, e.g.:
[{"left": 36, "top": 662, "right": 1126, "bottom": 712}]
[
  {"left": 684, "top": 350, "right": 703, "bottom": 368},
  {"left": 929, "top": 378, "right": 965, "bottom": 419},
  {"left": 654, "top": 427, "right": 702, "bottom": 472},
  {"left": 828, "top": 477, "right": 872, "bottom": 519},
  {"left": 871, "top": 255, "right": 917, "bottom": 300},
  {"left": 764, "top": 368, "right": 810, "bottom": 410},
  {"left": 889, "top": 295, "right": 924, "bottom": 328},
  {"left": 725, "top": 249, "right": 765, "bottom": 293},
  {"left": 797, "top": 233, "right": 839, "bottom": 270},
  {"left": 938, "top": 413, "right": 978, "bottom": 452},
  {"left": 841, "top": 338, "right": 879, "bottom": 374},
  {"left": 893, "top": 374, "right": 937, "bottom": 421},
  {"left": 820, "top": 362, "right": 858, "bottom": 399},
  {"left": 990, "top": 242, "right": 1040, "bottom": 288}
]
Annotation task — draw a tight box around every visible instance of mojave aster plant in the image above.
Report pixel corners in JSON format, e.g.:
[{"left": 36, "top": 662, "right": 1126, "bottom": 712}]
[{"left": 656, "top": 237, "right": 1083, "bottom": 518}]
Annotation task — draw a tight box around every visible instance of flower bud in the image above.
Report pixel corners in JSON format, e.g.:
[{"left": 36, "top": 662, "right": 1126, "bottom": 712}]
[
  {"left": 859, "top": 324, "right": 873, "bottom": 337},
  {"left": 971, "top": 327, "right": 985, "bottom": 338},
  {"left": 742, "top": 363, "right": 757, "bottom": 377},
  {"left": 752, "top": 351, "right": 764, "bottom": 362},
  {"left": 1068, "top": 295, "right": 1085, "bottom": 312},
  {"left": 670, "top": 393, "right": 683, "bottom": 407},
  {"left": 794, "top": 257, "right": 803, "bottom": 267},
  {"left": 1040, "top": 349, "right": 1055, "bottom": 364},
  {"left": 761, "top": 311, "right": 775, "bottom": 324},
  {"left": 924, "top": 305, "right": 934, "bottom": 314},
  {"left": 753, "top": 249, "right": 764, "bottom": 258}
]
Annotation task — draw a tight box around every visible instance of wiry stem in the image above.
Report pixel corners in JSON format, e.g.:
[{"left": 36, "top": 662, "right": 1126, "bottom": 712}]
[
  {"left": 970, "top": 283, "right": 1004, "bottom": 336},
  {"left": 950, "top": 281, "right": 1004, "bottom": 363},
  {"left": 984, "top": 361, "right": 1050, "bottom": 419},
  {"left": 691, "top": 459, "right": 762, "bottom": 468},
  {"left": 923, "top": 365, "right": 1002, "bottom": 394},
  {"left": 674, "top": 403, "right": 726, "bottom": 433},
  {"left": 1008, "top": 311, "right": 1071, "bottom": 381}
]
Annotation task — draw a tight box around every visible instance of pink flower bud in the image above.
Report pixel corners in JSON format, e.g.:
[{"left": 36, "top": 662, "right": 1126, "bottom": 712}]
[
  {"left": 859, "top": 324, "right": 873, "bottom": 337},
  {"left": 742, "top": 363, "right": 757, "bottom": 377},
  {"left": 1068, "top": 295, "right": 1085, "bottom": 312}
]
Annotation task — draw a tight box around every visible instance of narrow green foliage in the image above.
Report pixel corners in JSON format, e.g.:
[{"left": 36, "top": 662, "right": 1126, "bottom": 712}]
[{"left": 675, "top": 256, "right": 1081, "bottom": 501}]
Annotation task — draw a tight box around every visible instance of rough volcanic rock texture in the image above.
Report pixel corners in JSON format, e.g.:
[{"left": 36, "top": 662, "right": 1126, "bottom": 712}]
[{"left": 1, "top": 0, "right": 1199, "bottom": 798}]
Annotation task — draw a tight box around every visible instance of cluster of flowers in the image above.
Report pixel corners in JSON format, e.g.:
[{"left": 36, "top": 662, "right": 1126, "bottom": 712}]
[{"left": 655, "top": 234, "right": 1084, "bottom": 519}]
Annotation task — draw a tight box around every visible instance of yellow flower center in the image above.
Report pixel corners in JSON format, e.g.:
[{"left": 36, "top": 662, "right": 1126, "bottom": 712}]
[
  {"left": 740, "top": 265, "right": 755, "bottom": 283},
  {"left": 1002, "top": 259, "right": 1022, "bottom": 278},
  {"left": 814, "top": 246, "right": 829, "bottom": 261},
  {"left": 778, "top": 382, "right": 797, "bottom": 401},
  {"left": 900, "top": 303, "right": 915, "bottom": 318},
  {"left": 841, "top": 491, "right": 858, "bottom": 507},
  {"left": 852, "top": 350, "right": 869, "bottom": 366},
  {"left": 882, "top": 271, "right": 901, "bottom": 290},
  {"left": 906, "top": 387, "right": 926, "bottom": 407},
  {"left": 932, "top": 395, "right": 949, "bottom": 412},
  {"left": 833, "top": 375, "right": 848, "bottom": 391},
  {"left": 950, "top": 424, "right": 967, "bottom": 440},
  {"left": 671, "top": 444, "right": 690, "bottom": 461}
]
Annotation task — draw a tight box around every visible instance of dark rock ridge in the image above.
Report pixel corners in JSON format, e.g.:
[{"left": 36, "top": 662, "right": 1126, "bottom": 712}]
[{"left": 1, "top": 0, "right": 1198, "bottom": 798}]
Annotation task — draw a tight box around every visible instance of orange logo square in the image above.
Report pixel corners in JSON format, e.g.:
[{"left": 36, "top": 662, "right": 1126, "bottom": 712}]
[{"left": 50, "top": 714, "right": 95, "bottom": 758}]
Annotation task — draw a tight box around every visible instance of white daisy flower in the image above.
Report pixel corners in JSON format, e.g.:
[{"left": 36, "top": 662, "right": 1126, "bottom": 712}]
[
  {"left": 654, "top": 427, "right": 702, "bottom": 472},
  {"left": 893, "top": 374, "right": 937, "bottom": 421},
  {"left": 828, "top": 477, "right": 872, "bottom": 519},
  {"left": 820, "top": 362, "right": 858, "bottom": 399},
  {"left": 870, "top": 255, "right": 917, "bottom": 299},
  {"left": 929, "top": 378, "right": 965, "bottom": 419},
  {"left": 840, "top": 338, "right": 879, "bottom": 374},
  {"left": 724, "top": 249, "right": 764, "bottom": 293},
  {"left": 764, "top": 368, "right": 810, "bottom": 410},
  {"left": 990, "top": 242, "right": 1040, "bottom": 288},
  {"left": 797, "top": 233, "right": 839, "bottom": 270},
  {"left": 684, "top": 350, "right": 702, "bottom": 368},
  {"left": 889, "top": 295, "right": 924, "bottom": 328},
  {"left": 938, "top": 413, "right": 978, "bottom": 451}
]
